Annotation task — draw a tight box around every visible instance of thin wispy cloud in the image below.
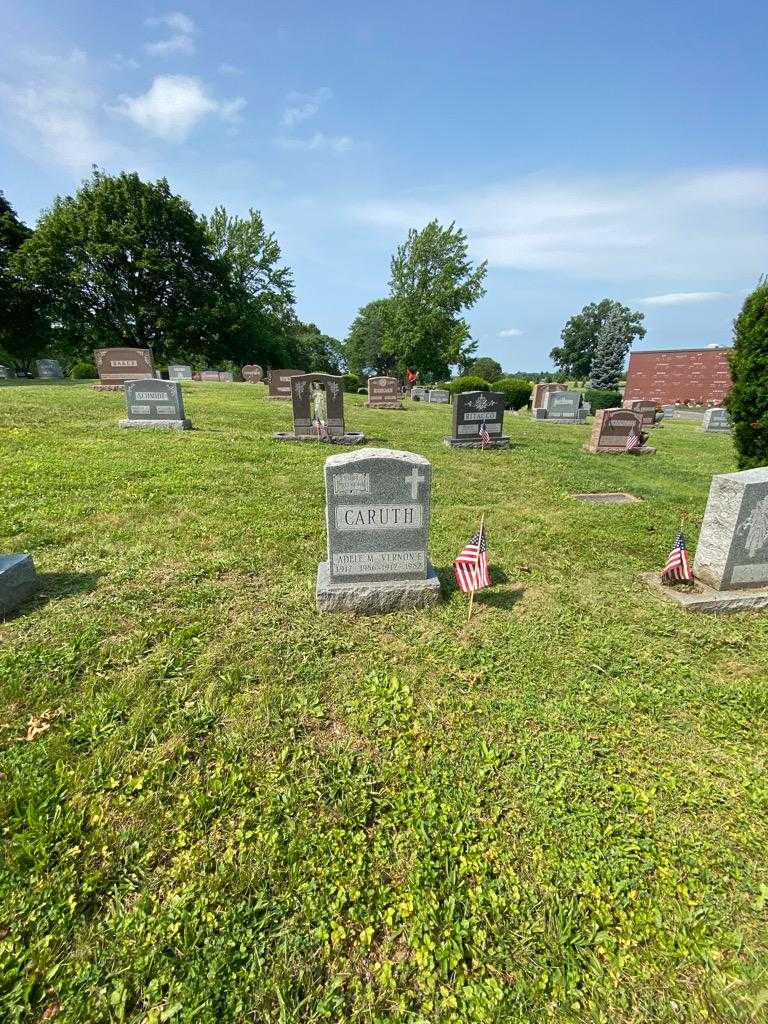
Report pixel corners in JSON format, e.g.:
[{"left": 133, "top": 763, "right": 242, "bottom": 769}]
[
  {"left": 109, "top": 54, "right": 140, "bottom": 71},
  {"left": 112, "top": 75, "right": 245, "bottom": 141},
  {"left": 275, "top": 131, "right": 353, "bottom": 153},
  {"left": 499, "top": 328, "right": 524, "bottom": 337},
  {"left": 144, "top": 11, "right": 196, "bottom": 57},
  {"left": 638, "top": 291, "right": 731, "bottom": 306},
  {"left": 219, "top": 62, "right": 243, "bottom": 76},
  {"left": 282, "top": 87, "right": 331, "bottom": 127}
]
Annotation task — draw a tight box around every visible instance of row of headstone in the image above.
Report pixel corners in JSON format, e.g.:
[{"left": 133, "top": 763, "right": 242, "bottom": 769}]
[
  {"left": 444, "top": 391, "right": 510, "bottom": 448},
  {"left": 199, "top": 370, "right": 234, "bottom": 383},
  {"left": 272, "top": 373, "right": 365, "bottom": 444},
  {"left": 409, "top": 386, "right": 451, "bottom": 404},
  {"left": 534, "top": 389, "right": 587, "bottom": 423}
]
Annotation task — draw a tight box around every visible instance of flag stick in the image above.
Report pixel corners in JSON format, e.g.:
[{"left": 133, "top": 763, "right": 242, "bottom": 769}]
[{"left": 466, "top": 512, "right": 485, "bottom": 623}]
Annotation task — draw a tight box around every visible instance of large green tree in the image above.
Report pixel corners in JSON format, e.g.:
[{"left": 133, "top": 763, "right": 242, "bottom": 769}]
[
  {"left": 344, "top": 298, "right": 396, "bottom": 376},
  {"left": 726, "top": 278, "right": 768, "bottom": 470},
  {"left": 388, "top": 220, "right": 486, "bottom": 379},
  {"left": 550, "top": 299, "right": 645, "bottom": 378},
  {"left": 466, "top": 356, "right": 503, "bottom": 382},
  {"left": 588, "top": 307, "right": 629, "bottom": 390},
  {"left": 0, "top": 192, "right": 50, "bottom": 372},
  {"left": 288, "top": 321, "right": 345, "bottom": 374},
  {"left": 12, "top": 171, "right": 231, "bottom": 365}
]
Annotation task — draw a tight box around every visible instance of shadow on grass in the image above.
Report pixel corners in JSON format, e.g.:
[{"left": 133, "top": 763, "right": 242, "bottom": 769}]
[{"left": 3, "top": 571, "right": 103, "bottom": 620}]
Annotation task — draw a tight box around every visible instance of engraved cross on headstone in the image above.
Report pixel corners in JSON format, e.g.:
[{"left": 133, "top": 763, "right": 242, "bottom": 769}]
[{"left": 406, "top": 467, "right": 425, "bottom": 498}]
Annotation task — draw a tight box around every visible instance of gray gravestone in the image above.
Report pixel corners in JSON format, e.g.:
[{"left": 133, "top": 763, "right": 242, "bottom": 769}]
[
  {"left": 542, "top": 390, "right": 585, "bottom": 423},
  {"left": 428, "top": 389, "right": 450, "bottom": 404},
  {"left": 268, "top": 368, "right": 304, "bottom": 399},
  {"left": 694, "top": 468, "right": 768, "bottom": 589},
  {"left": 242, "top": 364, "right": 264, "bottom": 383},
  {"left": 0, "top": 554, "right": 39, "bottom": 615},
  {"left": 0, "top": 366, "right": 10, "bottom": 379},
  {"left": 316, "top": 448, "right": 441, "bottom": 612},
  {"left": 119, "top": 379, "right": 191, "bottom": 430},
  {"left": 701, "top": 408, "right": 732, "bottom": 432},
  {"left": 200, "top": 370, "right": 234, "bottom": 382},
  {"left": 410, "top": 386, "right": 427, "bottom": 401},
  {"left": 35, "top": 358, "right": 64, "bottom": 379},
  {"left": 445, "top": 391, "right": 510, "bottom": 448},
  {"left": 168, "top": 364, "right": 193, "bottom": 381},
  {"left": 367, "top": 376, "right": 403, "bottom": 409},
  {"left": 532, "top": 382, "right": 567, "bottom": 410}
]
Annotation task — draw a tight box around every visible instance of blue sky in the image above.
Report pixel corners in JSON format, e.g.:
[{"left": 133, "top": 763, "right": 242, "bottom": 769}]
[{"left": 2, "top": 0, "right": 767, "bottom": 369}]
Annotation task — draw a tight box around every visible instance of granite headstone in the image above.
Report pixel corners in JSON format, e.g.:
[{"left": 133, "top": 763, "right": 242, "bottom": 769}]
[
  {"left": 273, "top": 373, "right": 364, "bottom": 444},
  {"left": 428, "top": 389, "right": 450, "bottom": 404},
  {"left": 532, "top": 382, "right": 566, "bottom": 411},
  {"left": 168, "top": 364, "right": 193, "bottom": 381},
  {"left": 701, "top": 408, "right": 732, "bottom": 432},
  {"left": 35, "top": 358, "right": 64, "bottom": 379},
  {"left": 585, "top": 408, "right": 654, "bottom": 454},
  {"left": 0, "top": 365, "right": 10, "bottom": 379},
  {"left": 694, "top": 468, "right": 768, "bottom": 591},
  {"left": 541, "top": 390, "right": 585, "bottom": 423},
  {"left": 366, "top": 376, "right": 403, "bottom": 409},
  {"left": 242, "top": 364, "right": 264, "bottom": 383},
  {"left": 624, "top": 399, "right": 658, "bottom": 427},
  {"left": 268, "top": 368, "right": 304, "bottom": 399},
  {"left": 94, "top": 348, "right": 154, "bottom": 390},
  {"left": 0, "top": 554, "right": 39, "bottom": 615},
  {"left": 445, "top": 390, "right": 509, "bottom": 448},
  {"left": 119, "top": 379, "right": 191, "bottom": 430}
]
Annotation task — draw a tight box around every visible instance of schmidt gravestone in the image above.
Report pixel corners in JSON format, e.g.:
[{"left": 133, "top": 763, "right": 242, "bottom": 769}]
[
  {"left": 316, "top": 448, "right": 441, "bottom": 613},
  {"left": 119, "top": 379, "right": 192, "bottom": 430},
  {"left": 445, "top": 390, "right": 510, "bottom": 448}
]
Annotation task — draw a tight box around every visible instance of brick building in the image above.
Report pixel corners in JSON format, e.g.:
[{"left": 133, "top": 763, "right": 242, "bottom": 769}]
[{"left": 623, "top": 347, "right": 732, "bottom": 406}]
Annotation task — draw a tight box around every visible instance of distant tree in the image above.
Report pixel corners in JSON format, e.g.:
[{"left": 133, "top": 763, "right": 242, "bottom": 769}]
[
  {"left": 11, "top": 170, "right": 230, "bottom": 365},
  {"left": 588, "top": 306, "right": 629, "bottom": 390},
  {"left": 289, "top": 321, "right": 345, "bottom": 374},
  {"left": 467, "top": 356, "right": 503, "bottom": 383},
  {"left": 344, "top": 298, "right": 396, "bottom": 376},
  {"left": 388, "top": 220, "right": 486, "bottom": 379},
  {"left": 0, "top": 192, "right": 50, "bottom": 372},
  {"left": 726, "top": 278, "right": 768, "bottom": 470},
  {"left": 550, "top": 299, "right": 645, "bottom": 378}
]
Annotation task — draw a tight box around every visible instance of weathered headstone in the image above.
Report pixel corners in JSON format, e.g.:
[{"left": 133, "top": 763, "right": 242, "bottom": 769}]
[
  {"left": 428, "top": 389, "right": 450, "bottom": 404},
  {"left": 199, "top": 370, "right": 234, "bottom": 382},
  {"left": 410, "top": 386, "right": 427, "bottom": 401},
  {"left": 273, "top": 373, "right": 364, "bottom": 444},
  {"left": 624, "top": 399, "right": 658, "bottom": 427},
  {"left": 539, "top": 389, "right": 586, "bottom": 423},
  {"left": 444, "top": 391, "right": 510, "bottom": 448},
  {"left": 268, "top": 368, "right": 305, "bottom": 400},
  {"left": 119, "top": 379, "right": 192, "bottom": 430},
  {"left": 94, "top": 348, "right": 154, "bottom": 391},
  {"left": 531, "top": 382, "right": 566, "bottom": 411},
  {"left": 366, "top": 376, "right": 403, "bottom": 409},
  {"left": 168, "top": 364, "right": 193, "bottom": 381},
  {"left": 242, "top": 364, "right": 264, "bottom": 383},
  {"left": 35, "top": 358, "right": 64, "bottom": 379},
  {"left": 0, "top": 554, "right": 39, "bottom": 615},
  {"left": 0, "top": 365, "right": 10, "bottom": 379},
  {"left": 661, "top": 404, "right": 677, "bottom": 419},
  {"left": 585, "top": 408, "right": 655, "bottom": 455},
  {"left": 316, "top": 448, "right": 441, "bottom": 613},
  {"left": 644, "top": 467, "right": 768, "bottom": 613},
  {"left": 701, "top": 408, "right": 732, "bottom": 432}
]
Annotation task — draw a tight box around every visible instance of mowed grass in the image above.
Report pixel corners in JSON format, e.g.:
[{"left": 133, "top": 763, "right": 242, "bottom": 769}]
[{"left": 1, "top": 382, "right": 767, "bottom": 1024}]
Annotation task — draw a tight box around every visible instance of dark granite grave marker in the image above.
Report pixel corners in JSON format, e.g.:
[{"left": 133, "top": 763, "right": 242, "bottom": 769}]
[
  {"left": 35, "top": 358, "right": 63, "bottom": 379},
  {"left": 168, "top": 364, "right": 193, "bottom": 381},
  {"left": 366, "top": 376, "right": 403, "bottom": 409},
  {"left": 268, "top": 368, "right": 305, "bottom": 399},
  {"left": 585, "top": 408, "right": 655, "bottom": 454},
  {"left": 119, "top": 379, "right": 191, "bottom": 430},
  {"left": 444, "top": 390, "right": 509, "bottom": 448},
  {"left": 272, "top": 373, "right": 364, "bottom": 444},
  {"left": 94, "top": 348, "right": 154, "bottom": 391},
  {"left": 242, "top": 364, "right": 264, "bottom": 383}
]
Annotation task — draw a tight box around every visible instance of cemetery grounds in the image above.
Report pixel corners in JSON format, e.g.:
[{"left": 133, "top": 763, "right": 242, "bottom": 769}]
[{"left": 1, "top": 382, "right": 767, "bottom": 1024}]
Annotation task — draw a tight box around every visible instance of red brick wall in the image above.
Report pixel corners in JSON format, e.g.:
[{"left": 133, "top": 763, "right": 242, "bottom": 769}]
[{"left": 624, "top": 348, "right": 732, "bottom": 405}]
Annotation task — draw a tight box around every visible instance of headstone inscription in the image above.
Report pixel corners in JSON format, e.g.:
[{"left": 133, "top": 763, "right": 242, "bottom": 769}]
[
  {"left": 268, "top": 368, "right": 305, "bottom": 400},
  {"left": 272, "top": 373, "right": 365, "bottom": 444},
  {"left": 539, "top": 390, "right": 586, "bottom": 423},
  {"left": 585, "top": 408, "right": 655, "bottom": 455},
  {"left": 366, "top": 376, "right": 403, "bottom": 409},
  {"left": 531, "top": 382, "right": 566, "bottom": 411},
  {"left": 444, "top": 391, "right": 510, "bottom": 448},
  {"left": 94, "top": 348, "right": 154, "bottom": 391},
  {"left": 624, "top": 399, "right": 658, "bottom": 427},
  {"left": 119, "top": 379, "right": 192, "bottom": 430},
  {"left": 701, "top": 408, "right": 732, "bottom": 432},
  {"left": 0, "top": 554, "right": 39, "bottom": 615},
  {"left": 242, "top": 364, "right": 264, "bottom": 383},
  {"left": 168, "top": 364, "right": 193, "bottom": 381},
  {"left": 35, "top": 358, "right": 64, "bottom": 379},
  {"left": 428, "top": 389, "right": 450, "bottom": 404},
  {"left": 316, "top": 448, "right": 441, "bottom": 613}
]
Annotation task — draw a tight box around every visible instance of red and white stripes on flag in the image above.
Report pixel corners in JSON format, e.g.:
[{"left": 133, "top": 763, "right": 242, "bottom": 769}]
[
  {"left": 313, "top": 418, "right": 328, "bottom": 439},
  {"left": 625, "top": 428, "right": 643, "bottom": 452},
  {"left": 479, "top": 422, "right": 491, "bottom": 447},
  {"left": 454, "top": 526, "right": 491, "bottom": 593},
  {"left": 661, "top": 530, "right": 693, "bottom": 584}
]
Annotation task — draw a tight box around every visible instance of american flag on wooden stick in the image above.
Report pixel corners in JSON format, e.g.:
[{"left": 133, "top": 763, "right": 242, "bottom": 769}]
[
  {"left": 454, "top": 524, "right": 491, "bottom": 593},
  {"left": 479, "top": 422, "right": 491, "bottom": 448},
  {"left": 661, "top": 530, "right": 693, "bottom": 584}
]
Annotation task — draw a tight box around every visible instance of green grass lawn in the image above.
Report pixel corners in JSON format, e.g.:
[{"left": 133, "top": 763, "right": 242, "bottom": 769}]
[{"left": 1, "top": 382, "right": 767, "bottom": 1024}]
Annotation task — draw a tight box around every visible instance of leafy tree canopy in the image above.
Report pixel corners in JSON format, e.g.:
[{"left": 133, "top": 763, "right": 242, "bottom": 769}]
[
  {"left": 726, "top": 278, "right": 768, "bottom": 470},
  {"left": 0, "top": 191, "right": 50, "bottom": 371},
  {"left": 467, "top": 356, "right": 503, "bottom": 382},
  {"left": 588, "top": 306, "right": 630, "bottom": 390},
  {"left": 344, "top": 298, "right": 396, "bottom": 377},
  {"left": 550, "top": 299, "right": 645, "bottom": 378}
]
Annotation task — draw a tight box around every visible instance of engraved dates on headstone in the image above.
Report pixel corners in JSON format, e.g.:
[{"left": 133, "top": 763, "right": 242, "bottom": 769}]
[{"left": 119, "top": 379, "right": 191, "bottom": 430}]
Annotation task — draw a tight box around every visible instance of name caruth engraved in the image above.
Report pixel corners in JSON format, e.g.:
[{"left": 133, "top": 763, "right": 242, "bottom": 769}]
[
  {"left": 331, "top": 550, "right": 426, "bottom": 575},
  {"left": 334, "top": 504, "right": 423, "bottom": 531}
]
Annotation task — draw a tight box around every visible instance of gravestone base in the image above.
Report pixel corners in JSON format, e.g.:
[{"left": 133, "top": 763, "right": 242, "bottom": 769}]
[
  {"left": 119, "top": 417, "right": 192, "bottom": 430},
  {"left": 641, "top": 572, "right": 768, "bottom": 614},
  {"left": 583, "top": 444, "right": 656, "bottom": 456},
  {"left": 316, "top": 560, "right": 441, "bottom": 614},
  {"left": 442, "top": 435, "right": 511, "bottom": 449},
  {"left": 91, "top": 384, "right": 125, "bottom": 392},
  {"left": 272, "top": 431, "right": 366, "bottom": 444},
  {"left": 0, "top": 554, "right": 39, "bottom": 615},
  {"left": 365, "top": 401, "right": 404, "bottom": 410}
]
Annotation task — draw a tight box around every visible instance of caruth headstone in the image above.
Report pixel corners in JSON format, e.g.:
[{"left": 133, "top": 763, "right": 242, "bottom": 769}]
[
  {"left": 531, "top": 382, "right": 566, "bottom": 411},
  {"left": 199, "top": 370, "right": 234, "bottom": 383},
  {"left": 444, "top": 391, "right": 510, "bottom": 448},
  {"left": 316, "top": 448, "right": 441, "bottom": 613},
  {"left": 35, "top": 358, "right": 64, "bottom": 379},
  {"left": 539, "top": 389, "right": 586, "bottom": 424},
  {"left": 168, "top": 364, "right": 193, "bottom": 381},
  {"left": 624, "top": 399, "right": 658, "bottom": 427},
  {"left": 585, "top": 408, "right": 655, "bottom": 455},
  {"left": 428, "top": 389, "right": 451, "bottom": 404},
  {"left": 273, "top": 373, "right": 364, "bottom": 444},
  {"left": 0, "top": 554, "right": 39, "bottom": 615},
  {"left": 366, "top": 376, "right": 403, "bottom": 409},
  {"left": 701, "top": 408, "right": 732, "bottom": 433},
  {"left": 242, "top": 364, "right": 264, "bottom": 383},
  {"left": 94, "top": 348, "right": 154, "bottom": 391},
  {"left": 119, "top": 379, "right": 192, "bottom": 430},
  {"left": 268, "top": 368, "right": 305, "bottom": 400}
]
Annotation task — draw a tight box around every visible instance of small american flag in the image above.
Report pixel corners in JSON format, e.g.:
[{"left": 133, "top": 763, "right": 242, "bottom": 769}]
[
  {"left": 625, "top": 428, "right": 643, "bottom": 452},
  {"left": 454, "top": 525, "right": 491, "bottom": 593},
  {"left": 479, "top": 422, "right": 491, "bottom": 448},
  {"left": 661, "top": 530, "right": 693, "bottom": 584}
]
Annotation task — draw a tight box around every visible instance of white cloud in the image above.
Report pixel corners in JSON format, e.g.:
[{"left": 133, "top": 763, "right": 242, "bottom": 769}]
[
  {"left": 350, "top": 168, "right": 768, "bottom": 282},
  {"left": 499, "top": 328, "right": 524, "bottom": 337},
  {"left": 282, "top": 87, "right": 332, "bottom": 127},
  {"left": 112, "top": 75, "right": 245, "bottom": 141},
  {"left": 219, "top": 62, "right": 243, "bottom": 76},
  {"left": 109, "top": 53, "right": 140, "bottom": 71},
  {"left": 276, "top": 131, "right": 353, "bottom": 153},
  {"left": 144, "top": 12, "right": 196, "bottom": 57},
  {"left": 639, "top": 291, "right": 731, "bottom": 306}
]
